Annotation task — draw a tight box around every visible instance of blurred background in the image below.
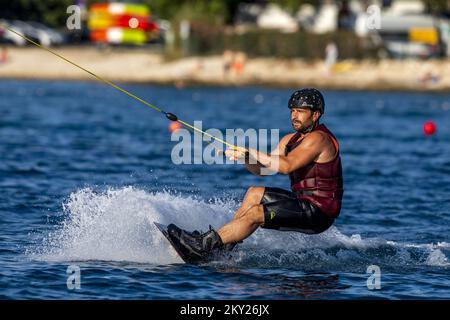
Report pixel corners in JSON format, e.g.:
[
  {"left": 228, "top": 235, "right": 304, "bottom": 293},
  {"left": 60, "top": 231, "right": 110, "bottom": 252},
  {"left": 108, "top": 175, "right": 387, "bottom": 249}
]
[
  {"left": 0, "top": 0, "right": 449, "bottom": 56},
  {"left": 0, "top": 0, "right": 449, "bottom": 90}
]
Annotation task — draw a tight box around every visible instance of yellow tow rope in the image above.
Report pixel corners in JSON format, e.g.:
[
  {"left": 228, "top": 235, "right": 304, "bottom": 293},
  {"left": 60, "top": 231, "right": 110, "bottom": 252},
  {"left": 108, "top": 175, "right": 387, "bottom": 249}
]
[{"left": 2, "top": 25, "right": 244, "bottom": 154}]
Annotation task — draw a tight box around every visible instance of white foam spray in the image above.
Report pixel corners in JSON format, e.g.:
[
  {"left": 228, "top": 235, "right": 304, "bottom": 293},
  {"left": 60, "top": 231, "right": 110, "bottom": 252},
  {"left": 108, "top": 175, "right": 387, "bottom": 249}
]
[{"left": 27, "top": 187, "right": 449, "bottom": 270}]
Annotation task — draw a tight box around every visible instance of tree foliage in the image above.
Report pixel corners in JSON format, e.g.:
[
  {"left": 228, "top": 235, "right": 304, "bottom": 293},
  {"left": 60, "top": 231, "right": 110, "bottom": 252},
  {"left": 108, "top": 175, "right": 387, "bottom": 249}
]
[
  {"left": 268, "top": 0, "right": 317, "bottom": 13},
  {"left": 422, "top": 0, "right": 449, "bottom": 14},
  {"left": 0, "top": 0, "right": 74, "bottom": 28}
]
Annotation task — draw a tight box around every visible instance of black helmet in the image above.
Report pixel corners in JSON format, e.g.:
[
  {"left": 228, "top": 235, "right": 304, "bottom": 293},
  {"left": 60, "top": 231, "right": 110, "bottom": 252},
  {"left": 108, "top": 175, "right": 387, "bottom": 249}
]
[{"left": 288, "top": 88, "right": 325, "bottom": 114}]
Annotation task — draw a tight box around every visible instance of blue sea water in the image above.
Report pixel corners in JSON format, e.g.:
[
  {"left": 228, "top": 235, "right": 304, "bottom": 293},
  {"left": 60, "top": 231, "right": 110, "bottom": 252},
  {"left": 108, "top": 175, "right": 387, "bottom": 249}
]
[{"left": 0, "top": 79, "right": 449, "bottom": 299}]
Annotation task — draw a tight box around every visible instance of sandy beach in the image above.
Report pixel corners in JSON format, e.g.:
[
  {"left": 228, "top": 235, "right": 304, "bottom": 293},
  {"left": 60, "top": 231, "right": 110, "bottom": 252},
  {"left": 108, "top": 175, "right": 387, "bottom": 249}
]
[{"left": 0, "top": 46, "right": 449, "bottom": 92}]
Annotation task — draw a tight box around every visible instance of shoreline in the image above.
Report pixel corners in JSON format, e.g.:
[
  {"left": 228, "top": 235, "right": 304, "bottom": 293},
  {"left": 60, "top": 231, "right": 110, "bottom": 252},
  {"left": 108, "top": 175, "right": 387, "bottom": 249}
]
[
  {"left": 4, "top": 75, "right": 450, "bottom": 94},
  {"left": 0, "top": 47, "right": 449, "bottom": 92}
]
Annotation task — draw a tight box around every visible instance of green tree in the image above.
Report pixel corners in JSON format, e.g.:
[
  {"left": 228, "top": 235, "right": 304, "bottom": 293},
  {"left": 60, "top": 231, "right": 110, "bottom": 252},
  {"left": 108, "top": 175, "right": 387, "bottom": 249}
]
[
  {"left": 421, "top": 0, "right": 449, "bottom": 14},
  {"left": 144, "top": 0, "right": 240, "bottom": 24},
  {"left": 0, "top": 0, "right": 74, "bottom": 28},
  {"left": 268, "top": 0, "right": 317, "bottom": 13}
]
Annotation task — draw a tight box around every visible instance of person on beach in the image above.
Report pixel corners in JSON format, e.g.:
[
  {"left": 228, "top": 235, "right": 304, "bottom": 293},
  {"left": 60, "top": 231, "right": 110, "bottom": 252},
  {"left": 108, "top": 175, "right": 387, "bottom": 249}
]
[
  {"left": 232, "top": 52, "right": 246, "bottom": 76},
  {"left": 167, "top": 88, "right": 344, "bottom": 263},
  {"left": 325, "top": 42, "right": 338, "bottom": 75},
  {"left": 0, "top": 46, "right": 8, "bottom": 64},
  {"left": 222, "top": 50, "right": 233, "bottom": 78}
]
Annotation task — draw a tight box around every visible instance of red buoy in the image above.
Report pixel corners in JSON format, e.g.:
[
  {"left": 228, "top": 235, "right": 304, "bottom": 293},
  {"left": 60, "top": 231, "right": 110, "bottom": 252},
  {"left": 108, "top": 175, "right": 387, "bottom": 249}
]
[
  {"left": 423, "top": 121, "right": 436, "bottom": 136},
  {"left": 169, "top": 121, "right": 182, "bottom": 133}
]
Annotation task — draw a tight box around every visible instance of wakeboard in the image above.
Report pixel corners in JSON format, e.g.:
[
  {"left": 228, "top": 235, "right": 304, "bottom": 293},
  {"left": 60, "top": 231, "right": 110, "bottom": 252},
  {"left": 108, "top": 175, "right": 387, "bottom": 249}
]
[{"left": 154, "top": 222, "right": 193, "bottom": 263}]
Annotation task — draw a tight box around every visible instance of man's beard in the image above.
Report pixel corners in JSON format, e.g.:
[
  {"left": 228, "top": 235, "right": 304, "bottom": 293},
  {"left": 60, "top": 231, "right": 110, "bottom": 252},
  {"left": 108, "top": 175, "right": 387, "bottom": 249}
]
[{"left": 292, "top": 120, "right": 315, "bottom": 133}]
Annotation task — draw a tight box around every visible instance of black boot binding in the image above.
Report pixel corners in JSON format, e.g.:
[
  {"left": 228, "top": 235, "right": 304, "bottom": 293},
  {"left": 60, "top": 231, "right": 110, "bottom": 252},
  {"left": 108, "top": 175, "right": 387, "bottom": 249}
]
[{"left": 167, "top": 224, "right": 228, "bottom": 264}]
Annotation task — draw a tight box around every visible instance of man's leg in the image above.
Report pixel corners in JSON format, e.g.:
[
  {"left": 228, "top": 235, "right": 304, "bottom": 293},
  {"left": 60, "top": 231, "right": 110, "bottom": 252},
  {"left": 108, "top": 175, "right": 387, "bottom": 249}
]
[
  {"left": 218, "top": 204, "right": 264, "bottom": 244},
  {"left": 165, "top": 187, "right": 265, "bottom": 262},
  {"left": 232, "top": 186, "right": 265, "bottom": 220}
]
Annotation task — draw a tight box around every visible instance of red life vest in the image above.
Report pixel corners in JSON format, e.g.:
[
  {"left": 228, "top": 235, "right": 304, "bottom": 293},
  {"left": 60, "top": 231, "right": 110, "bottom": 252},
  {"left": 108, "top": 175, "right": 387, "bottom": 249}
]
[{"left": 284, "top": 124, "right": 343, "bottom": 218}]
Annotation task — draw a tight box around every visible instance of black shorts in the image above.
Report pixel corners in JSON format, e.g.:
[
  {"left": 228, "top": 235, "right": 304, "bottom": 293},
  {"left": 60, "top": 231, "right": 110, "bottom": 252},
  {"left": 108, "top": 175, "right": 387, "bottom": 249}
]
[{"left": 260, "top": 187, "right": 334, "bottom": 234}]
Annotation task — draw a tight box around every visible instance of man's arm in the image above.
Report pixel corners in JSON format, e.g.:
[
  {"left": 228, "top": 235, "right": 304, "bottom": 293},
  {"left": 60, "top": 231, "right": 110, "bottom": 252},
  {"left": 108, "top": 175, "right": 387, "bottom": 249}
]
[
  {"left": 244, "top": 133, "right": 295, "bottom": 176},
  {"left": 244, "top": 158, "right": 264, "bottom": 176},
  {"left": 246, "top": 131, "right": 326, "bottom": 175}
]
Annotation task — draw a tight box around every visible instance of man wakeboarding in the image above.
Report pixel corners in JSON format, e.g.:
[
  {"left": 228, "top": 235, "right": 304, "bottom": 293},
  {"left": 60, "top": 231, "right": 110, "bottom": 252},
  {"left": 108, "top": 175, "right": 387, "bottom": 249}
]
[{"left": 165, "top": 88, "right": 343, "bottom": 264}]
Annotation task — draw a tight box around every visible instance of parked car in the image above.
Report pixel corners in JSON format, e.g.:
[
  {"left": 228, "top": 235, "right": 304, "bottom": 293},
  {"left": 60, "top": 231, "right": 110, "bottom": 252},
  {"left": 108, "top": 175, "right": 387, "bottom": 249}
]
[
  {"left": 12, "top": 20, "right": 65, "bottom": 46},
  {"left": 0, "top": 19, "right": 27, "bottom": 46},
  {"left": 25, "top": 21, "right": 65, "bottom": 46},
  {"left": 9, "top": 20, "right": 42, "bottom": 44},
  {"left": 0, "top": 20, "right": 65, "bottom": 46}
]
